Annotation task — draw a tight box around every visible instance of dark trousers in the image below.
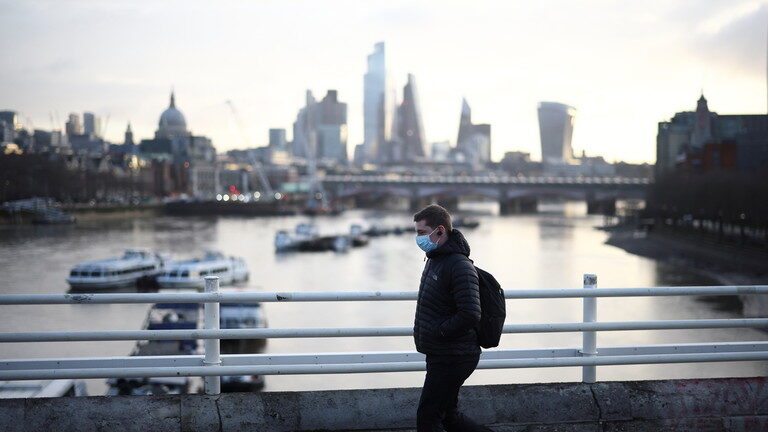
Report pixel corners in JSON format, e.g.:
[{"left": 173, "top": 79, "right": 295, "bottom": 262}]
[{"left": 417, "top": 353, "right": 490, "bottom": 432}]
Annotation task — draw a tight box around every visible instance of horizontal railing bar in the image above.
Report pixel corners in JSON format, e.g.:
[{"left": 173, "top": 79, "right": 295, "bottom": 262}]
[
  {"left": 1, "top": 285, "right": 767, "bottom": 305},
  {"left": 3, "top": 319, "right": 768, "bottom": 343},
  {"left": 4, "top": 342, "right": 767, "bottom": 371},
  {"left": 2, "top": 351, "right": 767, "bottom": 380},
  {"left": 0, "top": 291, "right": 417, "bottom": 305}
]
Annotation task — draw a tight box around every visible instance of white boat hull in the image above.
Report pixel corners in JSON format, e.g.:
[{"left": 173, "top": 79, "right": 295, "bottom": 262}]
[
  {"left": 66, "top": 276, "right": 143, "bottom": 290},
  {"left": 156, "top": 276, "right": 240, "bottom": 289},
  {"left": 157, "top": 252, "right": 249, "bottom": 289},
  {"left": 67, "top": 249, "right": 166, "bottom": 291},
  {"left": 155, "top": 278, "right": 207, "bottom": 290}
]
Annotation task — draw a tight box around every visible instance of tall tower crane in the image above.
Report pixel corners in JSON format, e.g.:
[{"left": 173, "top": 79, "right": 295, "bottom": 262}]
[{"left": 225, "top": 101, "right": 275, "bottom": 201}]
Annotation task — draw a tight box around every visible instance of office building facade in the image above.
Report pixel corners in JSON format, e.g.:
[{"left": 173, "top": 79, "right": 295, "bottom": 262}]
[
  {"left": 537, "top": 102, "right": 576, "bottom": 165},
  {"left": 657, "top": 94, "right": 768, "bottom": 174},
  {"left": 457, "top": 98, "right": 491, "bottom": 165},
  {"left": 83, "top": 112, "right": 101, "bottom": 138},
  {"left": 397, "top": 74, "right": 427, "bottom": 161},
  {"left": 292, "top": 89, "right": 348, "bottom": 164},
  {"left": 363, "top": 42, "right": 390, "bottom": 164}
]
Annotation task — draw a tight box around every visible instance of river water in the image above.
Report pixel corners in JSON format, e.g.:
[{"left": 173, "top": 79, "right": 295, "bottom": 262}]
[{"left": 1, "top": 201, "right": 766, "bottom": 394}]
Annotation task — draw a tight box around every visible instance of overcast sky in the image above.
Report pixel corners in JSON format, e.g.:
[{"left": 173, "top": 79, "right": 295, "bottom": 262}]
[{"left": 1, "top": 0, "right": 766, "bottom": 163}]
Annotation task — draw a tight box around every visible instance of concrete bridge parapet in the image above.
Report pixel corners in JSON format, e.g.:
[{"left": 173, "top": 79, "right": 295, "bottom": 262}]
[{"left": 2, "top": 377, "right": 765, "bottom": 431}]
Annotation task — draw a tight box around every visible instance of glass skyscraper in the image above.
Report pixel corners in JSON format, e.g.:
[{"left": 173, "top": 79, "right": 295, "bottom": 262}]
[
  {"left": 537, "top": 102, "right": 576, "bottom": 165},
  {"left": 363, "top": 42, "right": 389, "bottom": 164}
]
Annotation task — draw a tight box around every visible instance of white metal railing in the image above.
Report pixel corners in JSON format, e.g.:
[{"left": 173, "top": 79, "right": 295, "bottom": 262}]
[{"left": 1, "top": 275, "right": 767, "bottom": 395}]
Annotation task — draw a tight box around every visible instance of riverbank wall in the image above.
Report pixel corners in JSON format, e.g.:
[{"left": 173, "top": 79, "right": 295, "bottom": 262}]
[
  {"left": 1, "top": 201, "right": 306, "bottom": 224},
  {"left": 65, "top": 203, "right": 163, "bottom": 221},
  {"left": 1, "top": 377, "right": 765, "bottom": 431},
  {"left": 0, "top": 203, "right": 163, "bottom": 224}
]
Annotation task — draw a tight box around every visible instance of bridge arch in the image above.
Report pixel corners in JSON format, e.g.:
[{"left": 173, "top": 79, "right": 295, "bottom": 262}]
[
  {"left": 416, "top": 185, "right": 502, "bottom": 200},
  {"left": 333, "top": 185, "right": 413, "bottom": 199}
]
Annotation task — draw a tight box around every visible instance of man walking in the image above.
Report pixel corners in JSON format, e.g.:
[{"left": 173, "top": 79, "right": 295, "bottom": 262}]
[{"left": 413, "top": 204, "right": 492, "bottom": 432}]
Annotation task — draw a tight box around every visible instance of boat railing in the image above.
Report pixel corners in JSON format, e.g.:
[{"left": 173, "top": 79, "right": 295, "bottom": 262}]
[{"left": 1, "top": 275, "right": 768, "bottom": 395}]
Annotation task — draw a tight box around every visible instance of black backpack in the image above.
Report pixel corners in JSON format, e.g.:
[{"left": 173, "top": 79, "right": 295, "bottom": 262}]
[{"left": 474, "top": 265, "right": 506, "bottom": 348}]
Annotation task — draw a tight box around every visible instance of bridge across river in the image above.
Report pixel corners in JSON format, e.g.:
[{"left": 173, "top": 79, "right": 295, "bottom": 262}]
[
  {"left": 321, "top": 175, "right": 651, "bottom": 214},
  {"left": 1, "top": 276, "right": 766, "bottom": 431}
]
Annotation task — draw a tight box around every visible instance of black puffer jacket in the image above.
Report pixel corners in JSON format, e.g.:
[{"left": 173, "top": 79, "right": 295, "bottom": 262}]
[{"left": 413, "top": 229, "right": 481, "bottom": 356}]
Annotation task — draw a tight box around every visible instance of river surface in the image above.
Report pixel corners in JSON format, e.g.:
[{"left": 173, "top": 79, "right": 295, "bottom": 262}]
[{"left": 1, "top": 201, "right": 766, "bottom": 394}]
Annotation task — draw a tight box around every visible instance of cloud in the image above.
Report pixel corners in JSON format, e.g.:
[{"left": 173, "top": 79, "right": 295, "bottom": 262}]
[{"left": 691, "top": 2, "right": 768, "bottom": 78}]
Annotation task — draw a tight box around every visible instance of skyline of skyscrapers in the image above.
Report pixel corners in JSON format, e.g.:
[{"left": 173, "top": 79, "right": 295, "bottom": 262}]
[
  {"left": 0, "top": 40, "right": 508, "bottom": 168},
  {"left": 2, "top": 41, "right": 544, "bottom": 169}
]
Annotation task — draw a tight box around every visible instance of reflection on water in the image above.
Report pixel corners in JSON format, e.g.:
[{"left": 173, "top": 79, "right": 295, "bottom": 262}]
[{"left": 0, "top": 201, "right": 765, "bottom": 393}]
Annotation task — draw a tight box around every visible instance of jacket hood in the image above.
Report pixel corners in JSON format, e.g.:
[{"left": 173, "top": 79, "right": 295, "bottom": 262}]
[{"left": 426, "top": 228, "right": 471, "bottom": 259}]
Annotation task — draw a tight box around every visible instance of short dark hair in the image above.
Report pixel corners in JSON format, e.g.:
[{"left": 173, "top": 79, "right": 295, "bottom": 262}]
[{"left": 413, "top": 204, "right": 452, "bottom": 232}]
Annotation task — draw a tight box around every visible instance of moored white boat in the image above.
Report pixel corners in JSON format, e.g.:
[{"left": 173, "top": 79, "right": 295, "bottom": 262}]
[
  {"left": 274, "top": 223, "right": 319, "bottom": 252},
  {"left": 66, "top": 248, "right": 166, "bottom": 290},
  {"left": 105, "top": 377, "right": 190, "bottom": 396},
  {"left": 219, "top": 301, "right": 268, "bottom": 391},
  {"left": 106, "top": 303, "right": 202, "bottom": 395},
  {"left": 220, "top": 302, "right": 268, "bottom": 353},
  {"left": 221, "top": 374, "right": 265, "bottom": 392},
  {"left": 349, "top": 224, "right": 370, "bottom": 247},
  {"left": 156, "top": 251, "right": 250, "bottom": 289},
  {"left": 106, "top": 300, "right": 268, "bottom": 395},
  {"left": 275, "top": 223, "right": 350, "bottom": 252}
]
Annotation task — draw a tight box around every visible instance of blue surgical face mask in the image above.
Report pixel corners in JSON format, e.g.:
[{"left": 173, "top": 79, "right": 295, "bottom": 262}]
[{"left": 416, "top": 228, "right": 439, "bottom": 252}]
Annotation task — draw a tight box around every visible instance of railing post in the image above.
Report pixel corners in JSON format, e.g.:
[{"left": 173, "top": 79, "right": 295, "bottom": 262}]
[
  {"left": 582, "top": 273, "right": 597, "bottom": 383},
  {"left": 203, "top": 276, "right": 221, "bottom": 395}
]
